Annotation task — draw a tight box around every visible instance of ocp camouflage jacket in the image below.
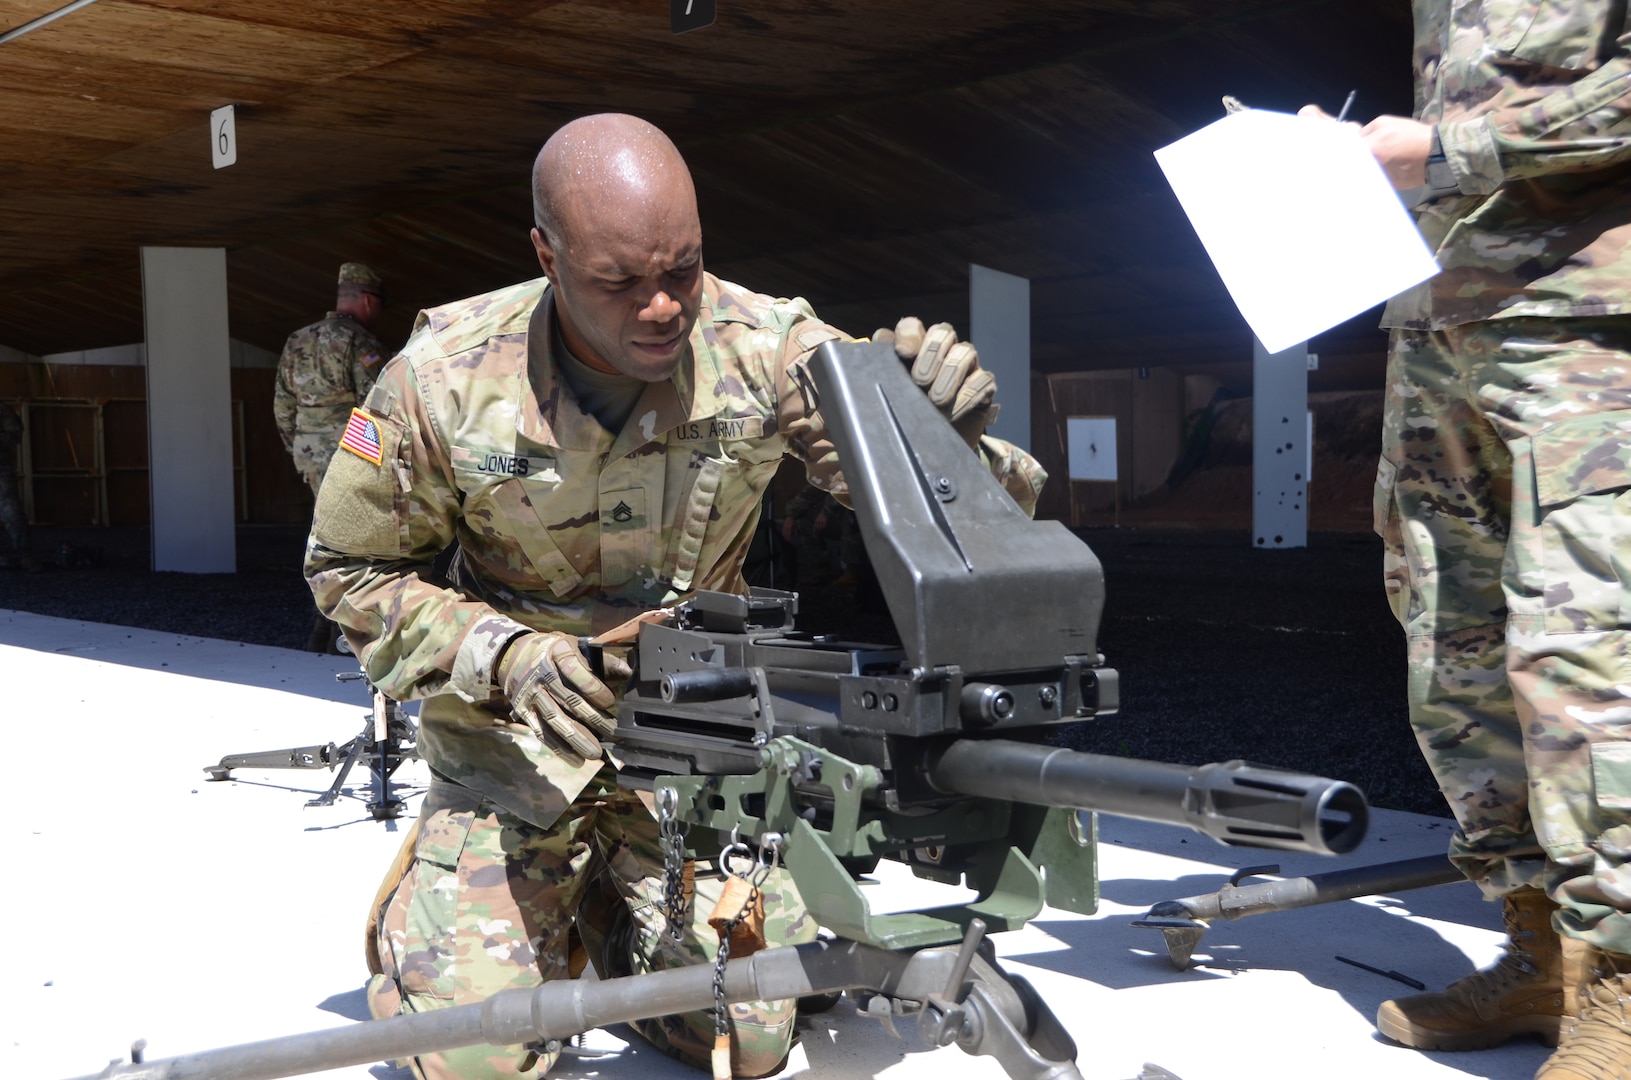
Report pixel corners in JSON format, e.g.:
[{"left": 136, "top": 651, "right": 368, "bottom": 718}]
[
  {"left": 1383, "top": 0, "right": 1631, "bottom": 329},
  {"left": 305, "top": 274, "right": 1045, "bottom": 827}
]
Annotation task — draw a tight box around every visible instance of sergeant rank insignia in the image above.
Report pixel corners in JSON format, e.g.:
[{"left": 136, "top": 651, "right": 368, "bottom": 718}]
[{"left": 339, "top": 408, "right": 384, "bottom": 465}]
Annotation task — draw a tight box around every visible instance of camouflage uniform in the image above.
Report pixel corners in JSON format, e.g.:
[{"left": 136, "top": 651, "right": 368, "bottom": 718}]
[
  {"left": 0, "top": 403, "right": 29, "bottom": 568},
  {"left": 780, "top": 485, "right": 854, "bottom": 587},
  {"left": 1374, "top": 2, "right": 1631, "bottom": 951},
  {"left": 274, "top": 266, "right": 387, "bottom": 496},
  {"left": 305, "top": 273, "right": 1045, "bottom": 1079}
]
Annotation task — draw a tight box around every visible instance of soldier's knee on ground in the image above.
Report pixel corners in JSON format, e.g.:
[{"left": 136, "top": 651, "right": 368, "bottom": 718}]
[
  {"left": 627, "top": 996, "right": 797, "bottom": 1079},
  {"left": 369, "top": 969, "right": 556, "bottom": 1080}
]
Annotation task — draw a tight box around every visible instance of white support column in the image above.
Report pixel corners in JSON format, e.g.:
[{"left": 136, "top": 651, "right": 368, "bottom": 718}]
[
  {"left": 969, "top": 263, "right": 1031, "bottom": 452},
  {"left": 140, "top": 245, "right": 236, "bottom": 572},
  {"left": 1252, "top": 336, "right": 1308, "bottom": 549}
]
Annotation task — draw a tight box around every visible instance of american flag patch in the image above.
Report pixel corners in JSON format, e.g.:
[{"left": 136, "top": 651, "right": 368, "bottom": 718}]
[
  {"left": 339, "top": 408, "right": 384, "bottom": 465},
  {"left": 359, "top": 350, "right": 382, "bottom": 368}
]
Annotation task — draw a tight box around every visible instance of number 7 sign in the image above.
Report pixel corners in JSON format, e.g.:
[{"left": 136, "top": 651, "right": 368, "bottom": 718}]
[{"left": 671, "top": 0, "right": 714, "bottom": 33}]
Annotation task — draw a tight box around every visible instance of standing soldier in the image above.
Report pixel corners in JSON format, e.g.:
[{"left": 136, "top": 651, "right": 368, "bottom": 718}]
[
  {"left": 0, "top": 402, "right": 38, "bottom": 572},
  {"left": 1305, "top": 4, "right": 1631, "bottom": 1076},
  {"left": 275, "top": 262, "right": 387, "bottom": 651},
  {"left": 273, "top": 262, "right": 387, "bottom": 496}
]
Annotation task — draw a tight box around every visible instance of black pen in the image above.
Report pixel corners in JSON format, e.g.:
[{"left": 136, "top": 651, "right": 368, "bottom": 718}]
[
  {"left": 1335, "top": 89, "right": 1357, "bottom": 124},
  {"left": 1335, "top": 954, "right": 1426, "bottom": 991}
]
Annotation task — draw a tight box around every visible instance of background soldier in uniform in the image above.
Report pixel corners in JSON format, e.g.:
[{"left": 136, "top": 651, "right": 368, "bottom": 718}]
[
  {"left": 273, "top": 261, "right": 387, "bottom": 496},
  {"left": 306, "top": 113, "right": 1042, "bottom": 1080},
  {"left": 275, "top": 261, "right": 386, "bottom": 651},
  {"left": 0, "top": 401, "right": 38, "bottom": 571},
  {"left": 779, "top": 486, "right": 863, "bottom": 589},
  {"left": 1305, "top": 4, "right": 1631, "bottom": 1075}
]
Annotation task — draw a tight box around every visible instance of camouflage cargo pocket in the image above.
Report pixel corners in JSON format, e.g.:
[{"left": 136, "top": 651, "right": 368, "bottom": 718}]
[
  {"left": 1489, "top": 0, "right": 1615, "bottom": 71},
  {"left": 1531, "top": 412, "right": 1631, "bottom": 634},
  {"left": 1593, "top": 743, "right": 1631, "bottom": 813},
  {"left": 1373, "top": 455, "right": 1398, "bottom": 538},
  {"left": 394, "top": 800, "right": 479, "bottom": 1001},
  {"left": 1373, "top": 455, "right": 1414, "bottom": 628}
]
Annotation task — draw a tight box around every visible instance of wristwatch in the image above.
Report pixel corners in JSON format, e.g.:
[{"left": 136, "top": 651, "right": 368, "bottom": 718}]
[{"left": 1423, "top": 126, "right": 1460, "bottom": 198}]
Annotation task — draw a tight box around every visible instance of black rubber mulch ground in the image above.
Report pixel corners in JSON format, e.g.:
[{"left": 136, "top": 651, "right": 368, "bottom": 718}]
[{"left": 0, "top": 523, "right": 1441, "bottom": 818}]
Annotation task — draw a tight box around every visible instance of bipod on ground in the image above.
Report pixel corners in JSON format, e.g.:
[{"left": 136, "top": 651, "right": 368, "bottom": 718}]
[
  {"left": 1131, "top": 853, "right": 1464, "bottom": 968},
  {"left": 202, "top": 669, "right": 418, "bottom": 820}
]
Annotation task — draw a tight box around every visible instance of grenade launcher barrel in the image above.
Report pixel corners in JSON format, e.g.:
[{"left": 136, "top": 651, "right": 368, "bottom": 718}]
[{"left": 927, "top": 738, "right": 1367, "bottom": 857}]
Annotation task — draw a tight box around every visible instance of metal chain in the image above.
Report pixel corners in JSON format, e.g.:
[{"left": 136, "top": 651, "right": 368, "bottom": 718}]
[
  {"left": 710, "top": 838, "right": 778, "bottom": 1038},
  {"left": 657, "top": 787, "right": 689, "bottom": 944},
  {"left": 711, "top": 877, "right": 762, "bottom": 1038}
]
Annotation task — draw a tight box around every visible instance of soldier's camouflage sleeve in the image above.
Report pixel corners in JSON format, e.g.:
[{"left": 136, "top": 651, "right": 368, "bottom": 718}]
[
  {"left": 272, "top": 338, "right": 298, "bottom": 452},
  {"left": 767, "top": 298, "right": 1047, "bottom": 519},
  {"left": 304, "top": 352, "right": 529, "bottom": 707},
  {"left": 348, "top": 330, "right": 385, "bottom": 406},
  {"left": 0, "top": 404, "right": 20, "bottom": 449},
  {"left": 1438, "top": 11, "right": 1631, "bottom": 192},
  {"left": 780, "top": 483, "right": 828, "bottom": 522}
]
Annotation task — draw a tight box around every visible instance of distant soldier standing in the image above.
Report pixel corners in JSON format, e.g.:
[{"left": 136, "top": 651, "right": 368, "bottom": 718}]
[
  {"left": 276, "top": 262, "right": 386, "bottom": 651},
  {"left": 0, "top": 402, "right": 38, "bottom": 571},
  {"left": 273, "top": 262, "right": 387, "bottom": 496}
]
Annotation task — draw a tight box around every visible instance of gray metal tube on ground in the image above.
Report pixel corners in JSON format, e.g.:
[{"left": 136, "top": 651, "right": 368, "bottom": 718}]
[
  {"left": 928, "top": 739, "right": 1368, "bottom": 856},
  {"left": 67, "top": 941, "right": 934, "bottom": 1080},
  {"left": 1148, "top": 854, "right": 1463, "bottom": 922}
]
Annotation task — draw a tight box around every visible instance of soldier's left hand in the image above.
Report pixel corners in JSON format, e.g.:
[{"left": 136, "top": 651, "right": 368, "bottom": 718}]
[{"left": 874, "top": 317, "right": 998, "bottom": 450}]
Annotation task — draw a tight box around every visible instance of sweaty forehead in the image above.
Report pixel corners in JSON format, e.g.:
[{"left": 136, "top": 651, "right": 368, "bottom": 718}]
[{"left": 566, "top": 177, "right": 699, "bottom": 268}]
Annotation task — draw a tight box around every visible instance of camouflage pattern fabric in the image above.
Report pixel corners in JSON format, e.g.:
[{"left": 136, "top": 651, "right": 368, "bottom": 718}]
[
  {"left": 779, "top": 486, "right": 856, "bottom": 587},
  {"left": 305, "top": 273, "right": 1045, "bottom": 829},
  {"left": 367, "top": 771, "right": 816, "bottom": 1080},
  {"left": 0, "top": 404, "right": 27, "bottom": 564},
  {"left": 1381, "top": 1, "right": 1631, "bottom": 331},
  {"left": 1376, "top": 317, "right": 1631, "bottom": 952},
  {"left": 273, "top": 312, "right": 385, "bottom": 495}
]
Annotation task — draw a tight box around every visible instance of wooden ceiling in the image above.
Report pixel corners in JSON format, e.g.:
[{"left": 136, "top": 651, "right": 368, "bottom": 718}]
[{"left": 0, "top": 0, "right": 1413, "bottom": 387}]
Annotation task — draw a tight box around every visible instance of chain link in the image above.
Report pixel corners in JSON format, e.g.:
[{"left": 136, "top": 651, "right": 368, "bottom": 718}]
[
  {"left": 711, "top": 877, "right": 761, "bottom": 1038},
  {"left": 657, "top": 787, "right": 689, "bottom": 944},
  {"left": 710, "top": 838, "right": 780, "bottom": 1038}
]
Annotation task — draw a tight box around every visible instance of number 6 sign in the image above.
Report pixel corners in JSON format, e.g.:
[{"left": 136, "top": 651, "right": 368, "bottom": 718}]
[{"left": 210, "top": 104, "right": 237, "bottom": 169}]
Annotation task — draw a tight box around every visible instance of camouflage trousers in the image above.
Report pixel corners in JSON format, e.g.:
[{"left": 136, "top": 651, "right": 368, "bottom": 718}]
[
  {"left": 290, "top": 432, "right": 337, "bottom": 496},
  {"left": 1377, "top": 318, "right": 1631, "bottom": 952},
  {"left": 0, "top": 467, "right": 28, "bottom": 564},
  {"left": 367, "top": 770, "right": 817, "bottom": 1079}
]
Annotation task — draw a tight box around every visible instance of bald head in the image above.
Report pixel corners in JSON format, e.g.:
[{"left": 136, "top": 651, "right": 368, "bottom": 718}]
[
  {"left": 528, "top": 114, "right": 706, "bottom": 382},
  {"left": 532, "top": 113, "right": 696, "bottom": 250}
]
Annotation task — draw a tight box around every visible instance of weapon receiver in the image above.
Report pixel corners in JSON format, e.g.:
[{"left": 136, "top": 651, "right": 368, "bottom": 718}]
[{"left": 607, "top": 339, "right": 1367, "bottom": 950}]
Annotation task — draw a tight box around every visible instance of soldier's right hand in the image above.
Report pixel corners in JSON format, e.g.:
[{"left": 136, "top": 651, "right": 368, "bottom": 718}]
[
  {"left": 496, "top": 631, "right": 617, "bottom": 759},
  {"left": 873, "top": 317, "right": 998, "bottom": 449}
]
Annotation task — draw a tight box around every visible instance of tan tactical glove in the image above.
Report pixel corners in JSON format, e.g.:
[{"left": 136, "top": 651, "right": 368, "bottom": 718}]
[
  {"left": 874, "top": 317, "right": 999, "bottom": 449},
  {"left": 496, "top": 631, "right": 617, "bottom": 759}
]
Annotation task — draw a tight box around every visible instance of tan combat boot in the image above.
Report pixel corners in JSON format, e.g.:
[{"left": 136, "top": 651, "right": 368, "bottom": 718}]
[
  {"left": 1377, "top": 887, "right": 1568, "bottom": 1050},
  {"left": 1536, "top": 945, "right": 1631, "bottom": 1080}
]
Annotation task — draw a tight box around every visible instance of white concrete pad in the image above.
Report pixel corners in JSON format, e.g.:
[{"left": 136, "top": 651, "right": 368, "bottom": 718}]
[{"left": 0, "top": 609, "right": 1550, "bottom": 1080}]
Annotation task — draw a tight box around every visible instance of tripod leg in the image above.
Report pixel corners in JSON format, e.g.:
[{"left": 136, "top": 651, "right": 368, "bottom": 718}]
[
  {"left": 204, "top": 743, "right": 339, "bottom": 781},
  {"left": 365, "top": 688, "right": 410, "bottom": 819},
  {"left": 306, "top": 735, "right": 365, "bottom": 808}
]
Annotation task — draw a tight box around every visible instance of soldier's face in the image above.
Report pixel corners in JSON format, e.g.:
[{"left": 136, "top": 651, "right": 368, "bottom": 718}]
[{"left": 532, "top": 192, "right": 704, "bottom": 383}]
